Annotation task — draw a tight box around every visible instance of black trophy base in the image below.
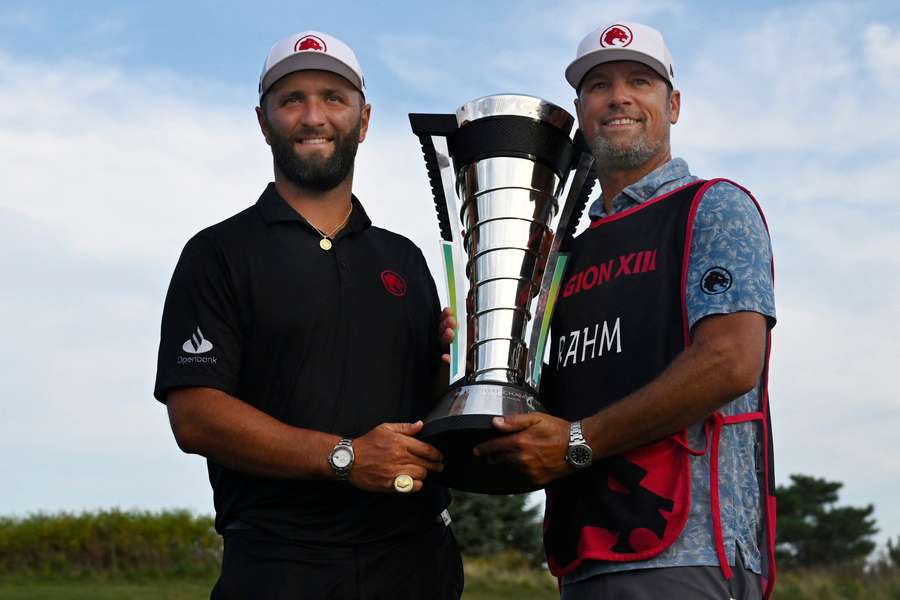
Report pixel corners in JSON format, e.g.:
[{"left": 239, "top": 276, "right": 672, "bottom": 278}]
[{"left": 420, "top": 382, "right": 545, "bottom": 494}]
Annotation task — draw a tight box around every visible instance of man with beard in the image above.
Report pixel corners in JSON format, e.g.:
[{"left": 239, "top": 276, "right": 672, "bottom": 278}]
[
  {"left": 154, "top": 31, "right": 463, "bottom": 600},
  {"left": 471, "top": 22, "right": 776, "bottom": 599}
]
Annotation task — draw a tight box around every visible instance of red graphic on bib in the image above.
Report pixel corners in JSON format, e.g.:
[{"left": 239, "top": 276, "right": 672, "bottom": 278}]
[
  {"left": 601, "top": 25, "right": 633, "bottom": 48},
  {"left": 381, "top": 270, "right": 407, "bottom": 297}
]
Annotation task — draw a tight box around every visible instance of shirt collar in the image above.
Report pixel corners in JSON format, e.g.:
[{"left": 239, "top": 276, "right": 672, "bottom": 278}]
[
  {"left": 588, "top": 158, "right": 693, "bottom": 219},
  {"left": 256, "top": 182, "right": 372, "bottom": 235}
]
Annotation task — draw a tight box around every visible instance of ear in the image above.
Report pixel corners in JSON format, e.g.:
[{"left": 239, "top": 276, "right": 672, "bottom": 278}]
[
  {"left": 358, "top": 103, "right": 372, "bottom": 143},
  {"left": 668, "top": 89, "right": 681, "bottom": 125},
  {"left": 255, "top": 106, "right": 272, "bottom": 146}
]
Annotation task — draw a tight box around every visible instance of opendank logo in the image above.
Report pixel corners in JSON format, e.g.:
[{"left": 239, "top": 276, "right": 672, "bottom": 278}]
[{"left": 182, "top": 326, "right": 213, "bottom": 354}]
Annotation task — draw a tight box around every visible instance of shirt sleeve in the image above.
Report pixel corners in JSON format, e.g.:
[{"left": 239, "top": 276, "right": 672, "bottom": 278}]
[
  {"left": 153, "top": 234, "right": 243, "bottom": 402},
  {"left": 686, "top": 181, "right": 776, "bottom": 331}
]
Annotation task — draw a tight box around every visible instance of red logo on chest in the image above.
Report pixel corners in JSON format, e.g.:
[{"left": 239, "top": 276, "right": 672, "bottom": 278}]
[{"left": 381, "top": 270, "right": 407, "bottom": 297}]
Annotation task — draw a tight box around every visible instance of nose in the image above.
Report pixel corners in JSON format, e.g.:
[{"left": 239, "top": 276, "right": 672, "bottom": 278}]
[
  {"left": 607, "top": 79, "right": 632, "bottom": 109},
  {"left": 298, "top": 98, "right": 327, "bottom": 128}
]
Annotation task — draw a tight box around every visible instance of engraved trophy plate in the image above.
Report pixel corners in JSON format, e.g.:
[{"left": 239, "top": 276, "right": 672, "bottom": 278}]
[{"left": 410, "top": 95, "right": 595, "bottom": 494}]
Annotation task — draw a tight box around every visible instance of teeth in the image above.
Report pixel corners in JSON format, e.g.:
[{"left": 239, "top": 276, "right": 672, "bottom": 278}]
[
  {"left": 607, "top": 118, "right": 638, "bottom": 125},
  {"left": 299, "top": 137, "right": 330, "bottom": 144}
]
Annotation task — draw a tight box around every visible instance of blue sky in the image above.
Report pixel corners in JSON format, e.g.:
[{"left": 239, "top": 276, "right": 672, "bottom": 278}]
[{"left": 1, "top": 1, "right": 899, "bottom": 555}]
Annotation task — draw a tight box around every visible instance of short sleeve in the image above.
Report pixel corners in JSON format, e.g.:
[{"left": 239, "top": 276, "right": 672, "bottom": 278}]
[
  {"left": 686, "top": 182, "right": 776, "bottom": 331},
  {"left": 154, "top": 235, "right": 243, "bottom": 402}
]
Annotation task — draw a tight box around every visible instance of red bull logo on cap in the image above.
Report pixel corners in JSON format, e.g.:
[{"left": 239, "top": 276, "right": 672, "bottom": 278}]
[
  {"left": 600, "top": 24, "right": 633, "bottom": 48},
  {"left": 295, "top": 35, "right": 327, "bottom": 52}
]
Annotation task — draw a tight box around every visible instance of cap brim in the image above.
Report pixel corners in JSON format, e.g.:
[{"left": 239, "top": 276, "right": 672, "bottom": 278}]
[
  {"left": 260, "top": 53, "right": 364, "bottom": 100},
  {"left": 565, "top": 48, "right": 671, "bottom": 89}
]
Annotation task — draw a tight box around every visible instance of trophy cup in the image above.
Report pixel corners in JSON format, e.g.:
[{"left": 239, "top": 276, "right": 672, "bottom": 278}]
[{"left": 409, "top": 95, "right": 596, "bottom": 494}]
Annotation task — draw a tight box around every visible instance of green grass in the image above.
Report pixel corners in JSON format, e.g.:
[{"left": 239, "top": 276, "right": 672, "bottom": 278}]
[
  {"left": 0, "top": 558, "right": 559, "bottom": 600},
  {"left": 0, "top": 576, "right": 554, "bottom": 600},
  {"left": 0, "top": 575, "right": 217, "bottom": 600},
  {"left": 4, "top": 564, "right": 900, "bottom": 600}
]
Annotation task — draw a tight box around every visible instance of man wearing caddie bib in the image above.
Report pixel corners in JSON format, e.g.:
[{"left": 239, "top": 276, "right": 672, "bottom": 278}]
[{"left": 472, "top": 21, "right": 777, "bottom": 599}]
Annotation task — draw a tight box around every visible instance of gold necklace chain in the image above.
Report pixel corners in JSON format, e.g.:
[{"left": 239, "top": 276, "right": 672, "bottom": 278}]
[{"left": 303, "top": 205, "right": 353, "bottom": 251}]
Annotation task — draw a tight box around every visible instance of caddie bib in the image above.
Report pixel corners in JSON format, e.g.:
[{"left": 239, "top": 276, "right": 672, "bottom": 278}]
[{"left": 544, "top": 179, "right": 777, "bottom": 599}]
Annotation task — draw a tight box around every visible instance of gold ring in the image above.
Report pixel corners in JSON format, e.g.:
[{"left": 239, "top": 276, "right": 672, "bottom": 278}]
[{"left": 393, "top": 474, "right": 414, "bottom": 493}]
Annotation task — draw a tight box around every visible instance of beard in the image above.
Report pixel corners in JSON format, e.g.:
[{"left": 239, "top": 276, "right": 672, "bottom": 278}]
[
  {"left": 266, "top": 117, "right": 362, "bottom": 191},
  {"left": 589, "top": 123, "right": 669, "bottom": 174}
]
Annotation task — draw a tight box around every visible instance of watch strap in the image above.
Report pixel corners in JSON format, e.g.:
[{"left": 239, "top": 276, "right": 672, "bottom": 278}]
[
  {"left": 566, "top": 420, "right": 593, "bottom": 469},
  {"left": 569, "top": 420, "right": 587, "bottom": 445}
]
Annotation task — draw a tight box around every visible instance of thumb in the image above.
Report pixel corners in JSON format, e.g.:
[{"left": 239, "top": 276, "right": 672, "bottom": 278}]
[
  {"left": 492, "top": 413, "right": 538, "bottom": 432},
  {"left": 382, "top": 420, "right": 424, "bottom": 436}
]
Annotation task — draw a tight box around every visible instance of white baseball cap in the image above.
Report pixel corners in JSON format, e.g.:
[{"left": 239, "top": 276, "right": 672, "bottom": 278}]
[
  {"left": 259, "top": 30, "right": 365, "bottom": 101},
  {"left": 566, "top": 22, "right": 674, "bottom": 90}
]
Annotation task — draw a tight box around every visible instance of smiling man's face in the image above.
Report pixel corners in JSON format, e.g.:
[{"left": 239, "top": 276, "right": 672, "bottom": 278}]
[
  {"left": 575, "top": 60, "right": 680, "bottom": 175},
  {"left": 257, "top": 69, "right": 371, "bottom": 191}
]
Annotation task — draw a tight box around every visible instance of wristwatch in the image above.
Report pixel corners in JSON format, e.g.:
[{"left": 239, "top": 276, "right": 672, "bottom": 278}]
[
  {"left": 565, "top": 421, "right": 593, "bottom": 469},
  {"left": 328, "top": 438, "right": 355, "bottom": 480}
]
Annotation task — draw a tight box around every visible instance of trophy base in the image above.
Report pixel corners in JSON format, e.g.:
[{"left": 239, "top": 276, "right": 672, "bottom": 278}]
[{"left": 420, "top": 382, "right": 545, "bottom": 494}]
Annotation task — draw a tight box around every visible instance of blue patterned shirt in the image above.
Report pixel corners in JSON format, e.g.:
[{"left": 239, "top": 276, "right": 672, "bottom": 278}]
[{"left": 563, "top": 158, "right": 776, "bottom": 584}]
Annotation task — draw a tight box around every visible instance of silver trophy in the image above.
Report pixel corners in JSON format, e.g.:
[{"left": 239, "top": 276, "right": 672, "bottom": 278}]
[{"left": 410, "top": 95, "right": 595, "bottom": 494}]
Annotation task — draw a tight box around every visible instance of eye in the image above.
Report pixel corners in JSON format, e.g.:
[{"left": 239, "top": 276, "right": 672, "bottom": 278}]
[
  {"left": 634, "top": 77, "right": 651, "bottom": 86},
  {"left": 589, "top": 80, "right": 609, "bottom": 90}
]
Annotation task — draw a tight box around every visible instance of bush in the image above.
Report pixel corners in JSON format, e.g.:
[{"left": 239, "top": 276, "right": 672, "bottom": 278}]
[
  {"left": 0, "top": 509, "right": 221, "bottom": 578},
  {"left": 449, "top": 491, "right": 544, "bottom": 566}
]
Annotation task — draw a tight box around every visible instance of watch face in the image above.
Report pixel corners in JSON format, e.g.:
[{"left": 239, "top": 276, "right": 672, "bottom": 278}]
[
  {"left": 568, "top": 444, "right": 592, "bottom": 467},
  {"left": 332, "top": 447, "right": 352, "bottom": 469}
]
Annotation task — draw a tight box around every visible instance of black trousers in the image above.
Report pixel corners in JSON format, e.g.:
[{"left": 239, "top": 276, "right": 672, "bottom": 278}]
[{"left": 211, "top": 523, "right": 464, "bottom": 600}]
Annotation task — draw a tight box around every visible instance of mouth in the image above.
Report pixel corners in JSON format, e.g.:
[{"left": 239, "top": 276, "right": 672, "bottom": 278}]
[
  {"left": 296, "top": 136, "right": 333, "bottom": 146},
  {"left": 601, "top": 117, "right": 643, "bottom": 128}
]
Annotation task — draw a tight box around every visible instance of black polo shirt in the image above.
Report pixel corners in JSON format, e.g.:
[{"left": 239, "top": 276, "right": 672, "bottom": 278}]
[{"left": 154, "top": 183, "right": 449, "bottom": 545}]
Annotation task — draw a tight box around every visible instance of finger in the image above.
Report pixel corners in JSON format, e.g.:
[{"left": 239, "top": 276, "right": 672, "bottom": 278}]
[
  {"left": 473, "top": 433, "right": 519, "bottom": 457},
  {"left": 441, "top": 353, "right": 451, "bottom": 365},
  {"left": 397, "top": 464, "right": 428, "bottom": 481},
  {"left": 491, "top": 414, "right": 539, "bottom": 433},
  {"left": 381, "top": 421, "right": 424, "bottom": 436},
  {"left": 482, "top": 448, "right": 521, "bottom": 466},
  {"left": 440, "top": 326, "right": 456, "bottom": 345},
  {"left": 404, "top": 437, "right": 444, "bottom": 464}
]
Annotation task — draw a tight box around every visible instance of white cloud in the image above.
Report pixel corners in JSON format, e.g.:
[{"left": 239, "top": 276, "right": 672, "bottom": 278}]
[
  {"left": 865, "top": 23, "right": 900, "bottom": 84},
  {"left": 375, "top": 0, "right": 684, "bottom": 107},
  {"left": 676, "top": 6, "right": 900, "bottom": 163}
]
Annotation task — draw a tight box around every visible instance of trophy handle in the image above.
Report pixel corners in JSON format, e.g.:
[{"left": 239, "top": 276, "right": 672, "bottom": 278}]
[
  {"left": 525, "top": 147, "right": 596, "bottom": 390},
  {"left": 409, "top": 114, "right": 469, "bottom": 384}
]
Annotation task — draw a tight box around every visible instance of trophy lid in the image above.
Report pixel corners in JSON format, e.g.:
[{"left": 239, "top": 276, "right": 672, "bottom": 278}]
[{"left": 456, "top": 94, "right": 574, "bottom": 134}]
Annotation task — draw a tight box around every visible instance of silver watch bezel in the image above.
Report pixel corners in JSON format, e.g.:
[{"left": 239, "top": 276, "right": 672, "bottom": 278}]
[{"left": 328, "top": 438, "right": 355, "bottom": 479}]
